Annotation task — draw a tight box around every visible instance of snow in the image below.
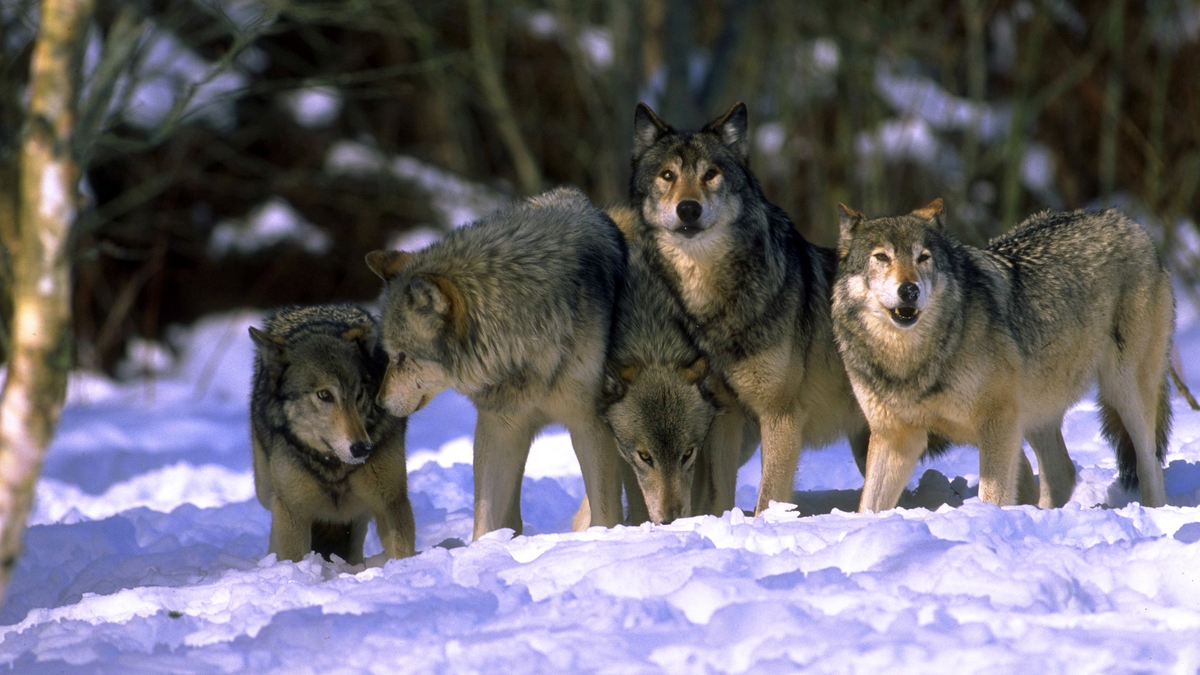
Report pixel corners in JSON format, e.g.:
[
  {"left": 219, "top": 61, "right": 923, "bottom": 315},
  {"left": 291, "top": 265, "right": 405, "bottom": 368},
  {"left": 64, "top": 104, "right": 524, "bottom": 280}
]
[
  {"left": 208, "top": 198, "right": 332, "bottom": 257},
  {"left": 3, "top": 305, "right": 1200, "bottom": 672},
  {"left": 278, "top": 85, "right": 342, "bottom": 129}
]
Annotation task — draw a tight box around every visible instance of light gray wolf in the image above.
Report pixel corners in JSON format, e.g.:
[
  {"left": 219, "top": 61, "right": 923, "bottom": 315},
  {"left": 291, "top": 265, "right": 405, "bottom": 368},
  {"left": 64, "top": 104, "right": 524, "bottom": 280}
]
[
  {"left": 597, "top": 206, "right": 759, "bottom": 524},
  {"left": 627, "top": 102, "right": 871, "bottom": 515},
  {"left": 831, "top": 200, "right": 1174, "bottom": 512},
  {"left": 249, "top": 303, "right": 414, "bottom": 564},
  {"left": 366, "top": 187, "right": 627, "bottom": 539}
]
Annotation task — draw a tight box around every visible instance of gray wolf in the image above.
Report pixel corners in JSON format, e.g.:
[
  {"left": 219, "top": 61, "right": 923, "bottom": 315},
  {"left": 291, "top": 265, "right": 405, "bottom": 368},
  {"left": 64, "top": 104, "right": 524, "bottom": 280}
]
[
  {"left": 627, "top": 102, "right": 870, "bottom": 515},
  {"left": 831, "top": 200, "right": 1173, "bottom": 511},
  {"left": 249, "top": 303, "right": 414, "bottom": 563},
  {"left": 366, "top": 187, "right": 627, "bottom": 538},
  {"left": 598, "top": 205, "right": 759, "bottom": 524}
]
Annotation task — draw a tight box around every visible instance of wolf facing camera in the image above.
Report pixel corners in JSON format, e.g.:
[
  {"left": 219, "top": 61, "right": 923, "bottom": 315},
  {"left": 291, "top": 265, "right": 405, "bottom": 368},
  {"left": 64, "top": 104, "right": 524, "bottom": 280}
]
[
  {"left": 250, "top": 304, "right": 415, "bottom": 564},
  {"left": 626, "top": 102, "right": 871, "bottom": 515},
  {"left": 832, "top": 200, "right": 1174, "bottom": 512}
]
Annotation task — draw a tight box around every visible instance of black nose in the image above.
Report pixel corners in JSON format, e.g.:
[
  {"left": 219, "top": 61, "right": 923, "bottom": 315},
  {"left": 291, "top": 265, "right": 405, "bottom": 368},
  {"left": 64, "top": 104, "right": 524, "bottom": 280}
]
[
  {"left": 676, "top": 200, "right": 702, "bottom": 224},
  {"left": 898, "top": 282, "right": 920, "bottom": 304},
  {"left": 350, "top": 441, "right": 372, "bottom": 459}
]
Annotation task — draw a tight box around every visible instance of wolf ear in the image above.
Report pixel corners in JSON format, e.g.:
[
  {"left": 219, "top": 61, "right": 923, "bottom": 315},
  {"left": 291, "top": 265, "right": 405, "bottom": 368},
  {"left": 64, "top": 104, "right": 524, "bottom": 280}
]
[
  {"left": 409, "top": 274, "right": 469, "bottom": 344},
  {"left": 633, "top": 103, "right": 671, "bottom": 159},
  {"left": 910, "top": 198, "right": 945, "bottom": 230},
  {"left": 341, "top": 321, "right": 378, "bottom": 354},
  {"left": 366, "top": 250, "right": 413, "bottom": 282},
  {"left": 249, "top": 326, "right": 288, "bottom": 361},
  {"left": 836, "top": 203, "right": 866, "bottom": 259},
  {"left": 679, "top": 355, "right": 708, "bottom": 385},
  {"left": 703, "top": 102, "right": 749, "bottom": 164}
]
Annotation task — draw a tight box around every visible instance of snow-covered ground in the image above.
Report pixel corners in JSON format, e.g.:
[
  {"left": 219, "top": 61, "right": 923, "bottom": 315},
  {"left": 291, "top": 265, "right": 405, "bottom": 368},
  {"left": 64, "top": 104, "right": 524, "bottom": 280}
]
[{"left": 3, "top": 308, "right": 1200, "bottom": 673}]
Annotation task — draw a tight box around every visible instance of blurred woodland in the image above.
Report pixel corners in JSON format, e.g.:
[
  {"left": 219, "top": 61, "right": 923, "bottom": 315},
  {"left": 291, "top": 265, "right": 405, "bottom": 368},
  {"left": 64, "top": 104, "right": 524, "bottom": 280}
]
[{"left": 2, "top": 0, "right": 1199, "bottom": 373}]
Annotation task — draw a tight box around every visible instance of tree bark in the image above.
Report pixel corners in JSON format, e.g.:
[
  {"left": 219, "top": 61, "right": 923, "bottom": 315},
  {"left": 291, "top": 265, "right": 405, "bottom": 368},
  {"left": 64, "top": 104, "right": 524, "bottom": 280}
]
[{"left": 0, "top": 0, "right": 94, "bottom": 597}]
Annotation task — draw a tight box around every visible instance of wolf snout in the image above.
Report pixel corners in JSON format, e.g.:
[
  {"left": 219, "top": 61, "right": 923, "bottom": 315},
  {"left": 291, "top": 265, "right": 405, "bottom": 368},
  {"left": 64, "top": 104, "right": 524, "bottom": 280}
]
[
  {"left": 350, "top": 441, "right": 373, "bottom": 459},
  {"left": 898, "top": 282, "right": 920, "bottom": 304},
  {"left": 676, "top": 200, "right": 702, "bottom": 224}
]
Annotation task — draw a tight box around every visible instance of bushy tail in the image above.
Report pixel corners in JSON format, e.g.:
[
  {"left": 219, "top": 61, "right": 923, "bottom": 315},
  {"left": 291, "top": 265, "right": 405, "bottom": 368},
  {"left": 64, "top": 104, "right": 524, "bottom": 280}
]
[
  {"left": 311, "top": 520, "right": 354, "bottom": 563},
  {"left": 1101, "top": 377, "right": 1171, "bottom": 491}
]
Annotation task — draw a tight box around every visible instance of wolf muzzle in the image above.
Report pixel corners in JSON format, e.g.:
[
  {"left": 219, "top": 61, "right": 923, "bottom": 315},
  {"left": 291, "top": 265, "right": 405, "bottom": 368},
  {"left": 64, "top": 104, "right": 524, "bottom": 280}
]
[
  {"left": 889, "top": 282, "right": 921, "bottom": 327},
  {"left": 674, "top": 200, "right": 704, "bottom": 238}
]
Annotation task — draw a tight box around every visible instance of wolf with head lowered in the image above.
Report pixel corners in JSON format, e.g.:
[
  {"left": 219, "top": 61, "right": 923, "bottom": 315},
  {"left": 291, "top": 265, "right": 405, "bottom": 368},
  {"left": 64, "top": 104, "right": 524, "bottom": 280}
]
[
  {"left": 250, "top": 303, "right": 414, "bottom": 564},
  {"left": 366, "top": 187, "right": 627, "bottom": 538},
  {"left": 627, "top": 102, "right": 871, "bottom": 514},
  {"left": 832, "top": 201, "right": 1174, "bottom": 512}
]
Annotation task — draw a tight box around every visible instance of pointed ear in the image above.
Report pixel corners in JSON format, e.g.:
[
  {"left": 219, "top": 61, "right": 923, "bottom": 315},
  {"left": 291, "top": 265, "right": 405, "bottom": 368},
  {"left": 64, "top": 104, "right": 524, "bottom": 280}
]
[
  {"left": 703, "top": 102, "right": 749, "bottom": 164},
  {"left": 365, "top": 250, "right": 413, "bottom": 282},
  {"left": 409, "top": 274, "right": 469, "bottom": 345},
  {"left": 837, "top": 203, "right": 866, "bottom": 259},
  {"left": 618, "top": 363, "right": 640, "bottom": 383},
  {"left": 601, "top": 366, "right": 627, "bottom": 404},
  {"left": 910, "top": 198, "right": 945, "bottom": 230},
  {"left": 679, "top": 355, "right": 707, "bottom": 385},
  {"left": 249, "top": 326, "right": 287, "bottom": 361},
  {"left": 341, "top": 321, "right": 378, "bottom": 355},
  {"left": 633, "top": 103, "right": 671, "bottom": 159}
]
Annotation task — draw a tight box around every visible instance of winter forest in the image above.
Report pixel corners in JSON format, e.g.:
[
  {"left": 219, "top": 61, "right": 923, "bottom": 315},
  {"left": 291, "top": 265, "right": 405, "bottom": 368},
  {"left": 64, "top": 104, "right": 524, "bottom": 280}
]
[{"left": 2, "top": 1, "right": 1200, "bottom": 672}]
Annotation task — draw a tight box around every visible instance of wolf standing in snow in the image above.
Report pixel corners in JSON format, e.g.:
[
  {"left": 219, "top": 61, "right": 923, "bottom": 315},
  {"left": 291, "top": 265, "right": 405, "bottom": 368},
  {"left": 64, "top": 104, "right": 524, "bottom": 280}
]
[
  {"left": 366, "top": 187, "right": 627, "bottom": 538},
  {"left": 626, "top": 102, "right": 870, "bottom": 515},
  {"left": 832, "top": 200, "right": 1174, "bottom": 512},
  {"left": 249, "top": 304, "right": 414, "bottom": 563},
  {"left": 596, "top": 206, "right": 759, "bottom": 524}
]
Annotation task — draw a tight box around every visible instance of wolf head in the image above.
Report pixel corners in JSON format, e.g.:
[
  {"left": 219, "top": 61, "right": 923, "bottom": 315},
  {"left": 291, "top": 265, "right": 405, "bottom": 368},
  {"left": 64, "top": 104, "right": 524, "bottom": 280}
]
[
  {"left": 629, "top": 102, "right": 752, "bottom": 242},
  {"left": 600, "top": 356, "right": 719, "bottom": 524},
  {"left": 250, "top": 321, "right": 378, "bottom": 464},
  {"left": 835, "top": 199, "right": 952, "bottom": 333},
  {"left": 364, "top": 249, "right": 464, "bottom": 417}
]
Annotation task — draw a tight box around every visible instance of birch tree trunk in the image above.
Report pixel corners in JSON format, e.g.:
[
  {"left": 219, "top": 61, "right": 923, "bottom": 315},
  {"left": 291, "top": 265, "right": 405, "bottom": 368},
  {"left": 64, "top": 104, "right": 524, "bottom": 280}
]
[{"left": 0, "top": 0, "right": 94, "bottom": 597}]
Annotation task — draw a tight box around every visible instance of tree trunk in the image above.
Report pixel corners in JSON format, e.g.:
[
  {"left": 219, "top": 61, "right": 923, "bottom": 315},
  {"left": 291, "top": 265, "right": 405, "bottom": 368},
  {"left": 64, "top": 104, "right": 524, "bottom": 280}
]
[{"left": 0, "top": 0, "right": 94, "bottom": 598}]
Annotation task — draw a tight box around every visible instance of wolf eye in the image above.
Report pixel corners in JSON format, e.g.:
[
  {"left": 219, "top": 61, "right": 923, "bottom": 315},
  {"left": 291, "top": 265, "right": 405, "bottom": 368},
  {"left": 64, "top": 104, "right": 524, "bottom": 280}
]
[
  {"left": 873, "top": 253, "right": 891, "bottom": 264},
  {"left": 681, "top": 447, "right": 695, "bottom": 463},
  {"left": 637, "top": 451, "right": 654, "bottom": 466},
  {"left": 660, "top": 170, "right": 676, "bottom": 182},
  {"left": 917, "top": 252, "right": 931, "bottom": 263},
  {"left": 702, "top": 168, "right": 719, "bottom": 182},
  {"left": 316, "top": 390, "right": 333, "bottom": 402}
]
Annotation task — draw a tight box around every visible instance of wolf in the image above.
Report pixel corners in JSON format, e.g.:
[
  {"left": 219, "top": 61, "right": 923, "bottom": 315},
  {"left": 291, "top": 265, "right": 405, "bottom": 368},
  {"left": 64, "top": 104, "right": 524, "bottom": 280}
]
[
  {"left": 627, "top": 102, "right": 870, "bottom": 515},
  {"left": 831, "top": 200, "right": 1174, "bottom": 512},
  {"left": 366, "top": 187, "right": 627, "bottom": 539},
  {"left": 249, "top": 304, "right": 414, "bottom": 564},
  {"left": 597, "top": 206, "right": 759, "bottom": 524}
]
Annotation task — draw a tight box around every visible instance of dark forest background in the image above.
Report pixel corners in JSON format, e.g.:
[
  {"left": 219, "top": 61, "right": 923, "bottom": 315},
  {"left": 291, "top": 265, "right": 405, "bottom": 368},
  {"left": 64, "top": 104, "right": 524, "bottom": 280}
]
[{"left": 1, "top": 0, "right": 1198, "bottom": 374}]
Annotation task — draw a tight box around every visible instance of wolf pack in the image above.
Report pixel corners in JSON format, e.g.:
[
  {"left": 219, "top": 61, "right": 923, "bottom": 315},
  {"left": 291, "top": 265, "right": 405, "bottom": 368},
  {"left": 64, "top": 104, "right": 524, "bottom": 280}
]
[{"left": 249, "top": 102, "right": 1175, "bottom": 565}]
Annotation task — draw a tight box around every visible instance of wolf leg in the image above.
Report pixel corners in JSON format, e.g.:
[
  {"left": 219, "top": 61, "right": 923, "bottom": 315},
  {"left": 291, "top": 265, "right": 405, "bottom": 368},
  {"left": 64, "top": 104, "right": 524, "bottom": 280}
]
[
  {"left": 849, "top": 426, "right": 870, "bottom": 478},
  {"left": 621, "top": 461, "right": 650, "bottom": 525},
  {"left": 472, "top": 411, "right": 535, "bottom": 539},
  {"left": 755, "top": 412, "right": 805, "bottom": 515},
  {"left": 1016, "top": 452, "right": 1039, "bottom": 506},
  {"left": 567, "top": 416, "right": 624, "bottom": 529},
  {"left": 1025, "top": 421, "right": 1076, "bottom": 508},
  {"left": 376, "top": 496, "right": 417, "bottom": 559},
  {"left": 269, "top": 497, "right": 312, "bottom": 562},
  {"left": 705, "top": 405, "right": 748, "bottom": 515},
  {"left": 977, "top": 411, "right": 1023, "bottom": 506},
  {"left": 859, "top": 425, "right": 926, "bottom": 513}
]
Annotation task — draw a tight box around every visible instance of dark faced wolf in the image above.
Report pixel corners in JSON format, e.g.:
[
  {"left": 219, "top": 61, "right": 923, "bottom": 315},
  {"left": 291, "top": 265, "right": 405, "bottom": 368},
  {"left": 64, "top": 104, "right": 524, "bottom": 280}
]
[
  {"left": 627, "top": 102, "right": 870, "bottom": 515},
  {"left": 366, "top": 187, "right": 627, "bottom": 539},
  {"left": 250, "top": 303, "right": 414, "bottom": 564},
  {"left": 598, "top": 206, "right": 759, "bottom": 524},
  {"left": 832, "top": 200, "right": 1173, "bottom": 511}
]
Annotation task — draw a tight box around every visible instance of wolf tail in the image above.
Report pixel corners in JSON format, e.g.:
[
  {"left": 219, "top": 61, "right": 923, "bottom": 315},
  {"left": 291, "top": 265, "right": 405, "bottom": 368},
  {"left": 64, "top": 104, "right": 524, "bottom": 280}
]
[{"left": 1101, "top": 375, "right": 1172, "bottom": 491}]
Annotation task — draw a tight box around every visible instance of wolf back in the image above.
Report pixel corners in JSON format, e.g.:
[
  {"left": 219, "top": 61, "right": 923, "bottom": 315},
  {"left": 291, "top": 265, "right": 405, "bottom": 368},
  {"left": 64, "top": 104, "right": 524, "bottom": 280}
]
[
  {"left": 626, "top": 102, "right": 870, "bottom": 514},
  {"left": 250, "top": 303, "right": 414, "bottom": 564},
  {"left": 367, "top": 187, "right": 629, "bottom": 538},
  {"left": 833, "top": 203, "right": 1173, "bottom": 511}
]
